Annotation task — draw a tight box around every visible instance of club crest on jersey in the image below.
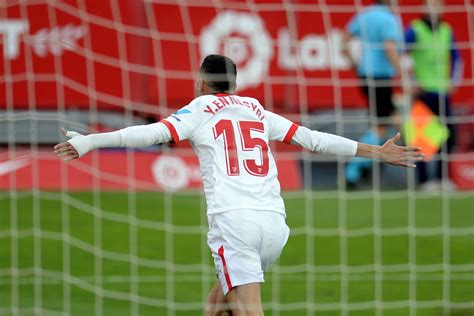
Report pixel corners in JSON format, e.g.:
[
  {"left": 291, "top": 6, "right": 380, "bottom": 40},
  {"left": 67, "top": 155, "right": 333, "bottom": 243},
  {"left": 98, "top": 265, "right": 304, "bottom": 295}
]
[{"left": 171, "top": 108, "right": 192, "bottom": 122}]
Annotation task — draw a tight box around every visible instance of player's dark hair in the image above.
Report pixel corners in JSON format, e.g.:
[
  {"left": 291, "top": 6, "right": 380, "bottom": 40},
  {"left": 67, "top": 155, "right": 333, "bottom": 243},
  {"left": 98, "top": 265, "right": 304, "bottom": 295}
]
[{"left": 199, "top": 54, "right": 237, "bottom": 93}]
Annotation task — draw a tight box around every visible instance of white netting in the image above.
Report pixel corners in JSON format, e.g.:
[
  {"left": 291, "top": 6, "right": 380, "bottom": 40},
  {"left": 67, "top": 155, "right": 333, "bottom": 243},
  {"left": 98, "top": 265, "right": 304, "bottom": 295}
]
[{"left": 0, "top": 0, "right": 473, "bottom": 315}]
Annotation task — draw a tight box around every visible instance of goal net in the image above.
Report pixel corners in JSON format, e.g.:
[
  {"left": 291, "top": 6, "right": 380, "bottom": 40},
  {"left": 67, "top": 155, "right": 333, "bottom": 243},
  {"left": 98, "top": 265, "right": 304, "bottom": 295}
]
[{"left": 1, "top": 0, "right": 473, "bottom": 315}]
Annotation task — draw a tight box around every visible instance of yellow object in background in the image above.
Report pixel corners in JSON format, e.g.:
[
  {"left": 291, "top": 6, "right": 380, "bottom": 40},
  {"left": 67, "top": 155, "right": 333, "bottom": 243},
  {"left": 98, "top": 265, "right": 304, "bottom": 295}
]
[{"left": 403, "top": 100, "right": 450, "bottom": 160}]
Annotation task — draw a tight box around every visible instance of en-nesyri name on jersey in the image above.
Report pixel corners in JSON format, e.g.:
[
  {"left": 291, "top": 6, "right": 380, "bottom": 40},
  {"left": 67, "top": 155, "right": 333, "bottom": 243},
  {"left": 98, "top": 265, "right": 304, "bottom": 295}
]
[{"left": 161, "top": 94, "right": 298, "bottom": 215}]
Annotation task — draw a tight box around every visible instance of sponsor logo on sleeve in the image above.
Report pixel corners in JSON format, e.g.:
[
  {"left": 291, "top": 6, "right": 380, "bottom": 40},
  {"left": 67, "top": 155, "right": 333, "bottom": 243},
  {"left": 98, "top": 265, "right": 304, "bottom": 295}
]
[{"left": 171, "top": 108, "right": 192, "bottom": 122}]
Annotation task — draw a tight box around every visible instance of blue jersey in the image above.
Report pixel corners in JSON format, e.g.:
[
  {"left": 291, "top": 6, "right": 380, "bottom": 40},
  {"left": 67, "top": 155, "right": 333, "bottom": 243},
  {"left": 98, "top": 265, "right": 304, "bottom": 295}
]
[{"left": 347, "top": 5, "right": 402, "bottom": 78}]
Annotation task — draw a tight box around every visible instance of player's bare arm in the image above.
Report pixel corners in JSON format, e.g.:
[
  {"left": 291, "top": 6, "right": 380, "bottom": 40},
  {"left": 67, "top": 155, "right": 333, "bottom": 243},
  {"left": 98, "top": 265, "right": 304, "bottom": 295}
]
[
  {"left": 356, "top": 132, "right": 424, "bottom": 168},
  {"left": 53, "top": 128, "right": 81, "bottom": 161},
  {"left": 385, "top": 40, "right": 402, "bottom": 77},
  {"left": 342, "top": 31, "right": 358, "bottom": 72}
]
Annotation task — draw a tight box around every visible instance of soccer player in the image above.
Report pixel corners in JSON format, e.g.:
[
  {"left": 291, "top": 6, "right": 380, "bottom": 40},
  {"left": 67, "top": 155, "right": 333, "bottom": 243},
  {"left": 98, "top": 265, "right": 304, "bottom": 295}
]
[{"left": 54, "top": 54, "right": 423, "bottom": 315}]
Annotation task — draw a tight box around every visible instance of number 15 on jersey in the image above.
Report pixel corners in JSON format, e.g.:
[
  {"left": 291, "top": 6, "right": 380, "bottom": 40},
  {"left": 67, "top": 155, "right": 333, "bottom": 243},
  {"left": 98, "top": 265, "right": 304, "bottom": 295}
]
[{"left": 213, "top": 119, "right": 269, "bottom": 177}]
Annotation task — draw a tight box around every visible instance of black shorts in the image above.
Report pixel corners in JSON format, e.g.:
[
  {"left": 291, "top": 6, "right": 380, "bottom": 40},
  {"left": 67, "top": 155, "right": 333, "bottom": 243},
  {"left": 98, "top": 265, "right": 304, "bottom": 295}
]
[{"left": 359, "top": 77, "right": 395, "bottom": 118}]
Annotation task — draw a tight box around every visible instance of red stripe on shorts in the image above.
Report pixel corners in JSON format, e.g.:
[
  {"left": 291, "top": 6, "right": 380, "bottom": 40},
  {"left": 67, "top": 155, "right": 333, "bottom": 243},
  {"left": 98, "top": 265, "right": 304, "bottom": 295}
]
[{"left": 218, "top": 245, "right": 233, "bottom": 291}]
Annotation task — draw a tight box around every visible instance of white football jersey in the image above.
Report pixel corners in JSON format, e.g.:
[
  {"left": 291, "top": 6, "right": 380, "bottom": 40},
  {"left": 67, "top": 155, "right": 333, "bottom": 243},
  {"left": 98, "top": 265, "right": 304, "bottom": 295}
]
[{"left": 161, "top": 93, "right": 298, "bottom": 216}]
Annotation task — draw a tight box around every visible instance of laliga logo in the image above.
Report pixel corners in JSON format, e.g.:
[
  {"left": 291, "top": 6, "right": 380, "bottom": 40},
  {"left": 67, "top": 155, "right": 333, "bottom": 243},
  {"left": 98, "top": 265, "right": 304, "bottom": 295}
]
[
  {"left": 200, "top": 11, "right": 358, "bottom": 90},
  {"left": 151, "top": 155, "right": 201, "bottom": 191},
  {"left": 200, "top": 11, "right": 273, "bottom": 91}
]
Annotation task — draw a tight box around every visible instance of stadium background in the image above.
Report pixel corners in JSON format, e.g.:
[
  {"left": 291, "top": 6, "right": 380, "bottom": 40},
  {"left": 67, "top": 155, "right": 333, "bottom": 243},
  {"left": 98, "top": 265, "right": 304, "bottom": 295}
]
[{"left": 0, "top": 0, "right": 473, "bottom": 315}]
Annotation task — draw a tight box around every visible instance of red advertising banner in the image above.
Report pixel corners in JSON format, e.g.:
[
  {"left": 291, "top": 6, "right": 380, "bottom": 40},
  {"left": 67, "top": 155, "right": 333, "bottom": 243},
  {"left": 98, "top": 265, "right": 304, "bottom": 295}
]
[
  {"left": 450, "top": 156, "right": 474, "bottom": 190},
  {"left": 0, "top": 149, "right": 302, "bottom": 191},
  {"left": 0, "top": 0, "right": 472, "bottom": 112}
]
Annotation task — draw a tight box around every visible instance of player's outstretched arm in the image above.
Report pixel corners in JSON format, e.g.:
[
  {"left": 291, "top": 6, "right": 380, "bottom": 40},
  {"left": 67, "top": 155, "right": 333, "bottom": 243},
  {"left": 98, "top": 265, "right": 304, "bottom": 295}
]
[
  {"left": 355, "top": 133, "right": 423, "bottom": 168},
  {"left": 54, "top": 123, "right": 172, "bottom": 161},
  {"left": 290, "top": 125, "right": 423, "bottom": 168}
]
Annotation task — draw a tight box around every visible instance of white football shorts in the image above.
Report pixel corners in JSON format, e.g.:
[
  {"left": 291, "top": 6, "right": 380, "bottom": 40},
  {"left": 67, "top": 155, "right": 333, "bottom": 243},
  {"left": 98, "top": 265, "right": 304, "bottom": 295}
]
[{"left": 207, "top": 209, "right": 290, "bottom": 295}]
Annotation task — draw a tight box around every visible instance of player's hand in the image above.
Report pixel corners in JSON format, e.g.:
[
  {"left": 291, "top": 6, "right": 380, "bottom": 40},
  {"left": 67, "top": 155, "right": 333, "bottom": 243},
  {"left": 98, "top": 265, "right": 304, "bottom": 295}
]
[
  {"left": 379, "top": 133, "right": 424, "bottom": 168},
  {"left": 53, "top": 128, "right": 82, "bottom": 161}
]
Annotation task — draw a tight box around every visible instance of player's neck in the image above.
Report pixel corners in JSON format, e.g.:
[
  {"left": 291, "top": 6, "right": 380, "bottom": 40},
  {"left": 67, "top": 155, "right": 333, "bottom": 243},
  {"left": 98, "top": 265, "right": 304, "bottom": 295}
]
[{"left": 212, "top": 92, "right": 231, "bottom": 97}]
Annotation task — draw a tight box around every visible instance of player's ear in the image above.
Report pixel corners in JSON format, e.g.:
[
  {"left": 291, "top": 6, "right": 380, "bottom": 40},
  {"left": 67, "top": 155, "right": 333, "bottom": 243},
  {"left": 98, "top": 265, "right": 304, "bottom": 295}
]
[
  {"left": 230, "top": 82, "right": 236, "bottom": 94},
  {"left": 195, "top": 78, "right": 203, "bottom": 97}
]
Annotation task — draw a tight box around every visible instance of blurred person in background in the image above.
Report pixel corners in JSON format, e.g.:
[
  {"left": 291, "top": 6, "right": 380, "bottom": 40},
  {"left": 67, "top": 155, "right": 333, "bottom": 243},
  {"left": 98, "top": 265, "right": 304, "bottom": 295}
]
[
  {"left": 342, "top": 0, "right": 404, "bottom": 188},
  {"left": 404, "top": 0, "right": 463, "bottom": 191}
]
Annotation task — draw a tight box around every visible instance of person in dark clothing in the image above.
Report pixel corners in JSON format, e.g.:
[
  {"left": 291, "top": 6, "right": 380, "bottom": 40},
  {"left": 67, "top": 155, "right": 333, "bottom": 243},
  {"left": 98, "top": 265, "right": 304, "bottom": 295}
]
[{"left": 405, "top": 0, "right": 463, "bottom": 190}]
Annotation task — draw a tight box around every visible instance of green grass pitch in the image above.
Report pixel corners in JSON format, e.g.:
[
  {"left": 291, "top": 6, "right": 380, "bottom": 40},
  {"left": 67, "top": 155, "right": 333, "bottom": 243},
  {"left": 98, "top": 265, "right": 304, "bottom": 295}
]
[{"left": 0, "top": 191, "right": 473, "bottom": 315}]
